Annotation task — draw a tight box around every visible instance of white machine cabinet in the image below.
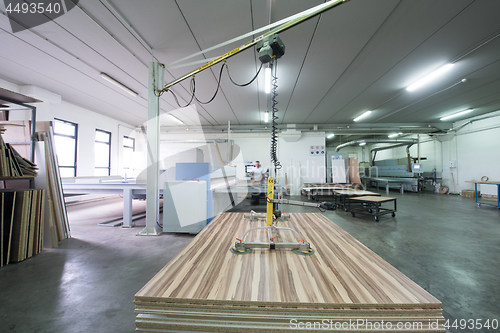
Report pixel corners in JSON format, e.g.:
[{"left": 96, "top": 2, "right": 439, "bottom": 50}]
[{"left": 163, "top": 180, "right": 207, "bottom": 234}]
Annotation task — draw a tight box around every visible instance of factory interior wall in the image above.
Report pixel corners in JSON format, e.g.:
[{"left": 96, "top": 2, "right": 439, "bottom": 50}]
[
  {"left": 143, "top": 131, "right": 327, "bottom": 192},
  {"left": 326, "top": 146, "right": 364, "bottom": 182},
  {"left": 447, "top": 111, "right": 500, "bottom": 195},
  {"left": 40, "top": 102, "right": 138, "bottom": 177},
  {"left": 277, "top": 132, "right": 326, "bottom": 194},
  {"left": 228, "top": 133, "right": 270, "bottom": 179},
  {"left": 373, "top": 138, "right": 443, "bottom": 174},
  {"left": 147, "top": 132, "right": 271, "bottom": 180},
  {"left": 0, "top": 78, "right": 138, "bottom": 178}
]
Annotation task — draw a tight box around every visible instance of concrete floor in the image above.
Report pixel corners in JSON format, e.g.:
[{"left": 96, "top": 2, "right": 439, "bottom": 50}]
[{"left": 0, "top": 191, "right": 499, "bottom": 333}]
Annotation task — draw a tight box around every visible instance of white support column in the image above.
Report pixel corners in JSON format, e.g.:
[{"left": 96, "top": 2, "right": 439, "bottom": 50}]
[
  {"left": 122, "top": 188, "right": 133, "bottom": 228},
  {"left": 138, "top": 62, "right": 164, "bottom": 236}
]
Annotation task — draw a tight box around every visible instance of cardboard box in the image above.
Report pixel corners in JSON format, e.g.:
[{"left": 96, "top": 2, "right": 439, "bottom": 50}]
[{"left": 461, "top": 190, "right": 479, "bottom": 198}]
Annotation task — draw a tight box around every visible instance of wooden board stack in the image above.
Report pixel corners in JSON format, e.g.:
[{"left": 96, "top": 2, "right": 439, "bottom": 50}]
[
  {"left": 135, "top": 213, "right": 445, "bottom": 332},
  {"left": 0, "top": 127, "right": 38, "bottom": 177},
  {"left": 38, "top": 129, "right": 70, "bottom": 245},
  {"left": 1, "top": 189, "right": 45, "bottom": 266}
]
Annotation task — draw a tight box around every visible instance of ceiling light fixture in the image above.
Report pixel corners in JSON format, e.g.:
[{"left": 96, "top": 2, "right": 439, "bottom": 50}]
[
  {"left": 406, "top": 63, "right": 454, "bottom": 92},
  {"left": 359, "top": 142, "right": 366, "bottom": 146},
  {"left": 264, "top": 111, "right": 269, "bottom": 123},
  {"left": 440, "top": 109, "right": 473, "bottom": 121},
  {"left": 353, "top": 111, "right": 372, "bottom": 122},
  {"left": 327, "top": 133, "right": 335, "bottom": 139},
  {"left": 264, "top": 67, "right": 271, "bottom": 94},
  {"left": 0, "top": 106, "right": 30, "bottom": 110},
  {"left": 168, "top": 114, "right": 184, "bottom": 124},
  {"left": 100, "top": 73, "right": 138, "bottom": 97},
  {"left": 388, "top": 132, "right": 403, "bottom": 138}
]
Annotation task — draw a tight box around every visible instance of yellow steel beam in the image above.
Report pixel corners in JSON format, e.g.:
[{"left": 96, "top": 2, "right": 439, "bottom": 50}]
[{"left": 162, "top": 0, "right": 350, "bottom": 92}]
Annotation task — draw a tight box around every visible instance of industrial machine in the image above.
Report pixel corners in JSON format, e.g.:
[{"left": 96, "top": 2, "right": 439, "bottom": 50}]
[{"left": 364, "top": 158, "right": 423, "bottom": 193}]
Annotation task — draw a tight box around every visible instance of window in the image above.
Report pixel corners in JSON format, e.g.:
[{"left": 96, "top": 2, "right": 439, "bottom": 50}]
[
  {"left": 123, "top": 136, "right": 135, "bottom": 176},
  {"left": 95, "top": 129, "right": 111, "bottom": 176},
  {"left": 53, "top": 119, "right": 78, "bottom": 177}
]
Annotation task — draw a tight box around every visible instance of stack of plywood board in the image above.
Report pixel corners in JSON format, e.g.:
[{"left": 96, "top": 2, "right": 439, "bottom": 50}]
[
  {"left": 0, "top": 127, "right": 38, "bottom": 177},
  {"left": 135, "top": 213, "right": 445, "bottom": 332},
  {"left": 1, "top": 189, "right": 45, "bottom": 266}
]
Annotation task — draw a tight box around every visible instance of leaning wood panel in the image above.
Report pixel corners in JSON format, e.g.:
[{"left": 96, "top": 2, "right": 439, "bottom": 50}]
[
  {"left": 1, "top": 193, "right": 3, "bottom": 267},
  {"left": 1, "top": 192, "right": 16, "bottom": 265}
]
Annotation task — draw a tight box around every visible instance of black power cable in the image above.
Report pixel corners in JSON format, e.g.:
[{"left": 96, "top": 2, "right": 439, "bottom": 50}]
[
  {"left": 226, "top": 62, "right": 263, "bottom": 87},
  {"left": 165, "top": 61, "right": 261, "bottom": 108},
  {"left": 167, "top": 77, "right": 196, "bottom": 108},
  {"left": 194, "top": 63, "right": 225, "bottom": 104}
]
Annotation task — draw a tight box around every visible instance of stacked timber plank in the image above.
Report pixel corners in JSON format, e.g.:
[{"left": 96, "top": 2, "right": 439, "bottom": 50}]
[
  {"left": 0, "top": 127, "right": 38, "bottom": 177},
  {"left": 135, "top": 213, "right": 445, "bottom": 332},
  {"left": 1, "top": 189, "right": 45, "bottom": 266},
  {"left": 38, "top": 129, "right": 70, "bottom": 245}
]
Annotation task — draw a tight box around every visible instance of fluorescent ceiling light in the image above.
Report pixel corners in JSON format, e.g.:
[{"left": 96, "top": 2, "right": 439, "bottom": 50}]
[
  {"left": 440, "top": 109, "right": 473, "bottom": 121},
  {"left": 168, "top": 114, "right": 184, "bottom": 124},
  {"left": 388, "top": 132, "right": 403, "bottom": 138},
  {"left": 100, "top": 73, "right": 138, "bottom": 97},
  {"left": 359, "top": 142, "right": 366, "bottom": 146},
  {"left": 264, "top": 67, "right": 271, "bottom": 94},
  {"left": 327, "top": 133, "right": 335, "bottom": 139},
  {"left": 264, "top": 111, "right": 269, "bottom": 123},
  {"left": 353, "top": 111, "right": 372, "bottom": 122},
  {"left": 0, "top": 106, "right": 30, "bottom": 110},
  {"left": 406, "top": 63, "right": 454, "bottom": 92}
]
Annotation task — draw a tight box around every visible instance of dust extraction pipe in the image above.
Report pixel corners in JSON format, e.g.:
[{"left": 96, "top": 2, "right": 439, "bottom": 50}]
[{"left": 335, "top": 139, "right": 417, "bottom": 152}]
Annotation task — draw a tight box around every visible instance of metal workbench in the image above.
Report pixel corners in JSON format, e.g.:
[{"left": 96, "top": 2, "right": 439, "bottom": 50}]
[
  {"left": 333, "top": 189, "right": 381, "bottom": 211},
  {"left": 466, "top": 181, "right": 500, "bottom": 209},
  {"left": 347, "top": 196, "right": 397, "bottom": 222}
]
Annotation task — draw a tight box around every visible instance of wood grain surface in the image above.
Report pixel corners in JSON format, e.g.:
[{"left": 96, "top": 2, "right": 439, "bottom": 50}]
[
  {"left": 349, "top": 196, "right": 396, "bottom": 202},
  {"left": 135, "top": 213, "right": 444, "bottom": 332},
  {"left": 136, "top": 212, "right": 438, "bottom": 306},
  {"left": 333, "top": 190, "right": 381, "bottom": 196}
]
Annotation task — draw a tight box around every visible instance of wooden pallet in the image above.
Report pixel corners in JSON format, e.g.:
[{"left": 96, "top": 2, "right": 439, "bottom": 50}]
[{"left": 135, "top": 212, "right": 444, "bottom": 332}]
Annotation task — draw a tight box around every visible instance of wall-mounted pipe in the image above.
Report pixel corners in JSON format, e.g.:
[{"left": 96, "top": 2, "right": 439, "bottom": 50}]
[
  {"left": 335, "top": 139, "right": 417, "bottom": 152},
  {"left": 367, "top": 141, "right": 417, "bottom": 166}
]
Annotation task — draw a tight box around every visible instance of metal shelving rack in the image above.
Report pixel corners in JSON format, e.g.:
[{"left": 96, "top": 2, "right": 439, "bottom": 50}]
[{"left": 0, "top": 88, "right": 41, "bottom": 188}]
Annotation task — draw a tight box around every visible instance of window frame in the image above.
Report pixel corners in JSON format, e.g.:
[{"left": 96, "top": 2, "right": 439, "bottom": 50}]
[
  {"left": 53, "top": 118, "right": 78, "bottom": 177},
  {"left": 122, "top": 135, "right": 135, "bottom": 173},
  {"left": 95, "top": 129, "right": 112, "bottom": 176}
]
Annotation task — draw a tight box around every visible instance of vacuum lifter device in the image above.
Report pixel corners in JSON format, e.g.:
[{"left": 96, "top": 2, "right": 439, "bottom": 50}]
[
  {"left": 151, "top": 0, "right": 348, "bottom": 245},
  {"left": 231, "top": 175, "right": 335, "bottom": 255},
  {"left": 231, "top": 34, "right": 335, "bottom": 256}
]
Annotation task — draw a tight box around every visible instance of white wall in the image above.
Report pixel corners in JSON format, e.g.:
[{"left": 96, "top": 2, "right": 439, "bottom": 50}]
[
  {"left": 277, "top": 132, "right": 326, "bottom": 194},
  {"left": 1, "top": 79, "right": 138, "bottom": 177},
  {"left": 326, "top": 145, "right": 364, "bottom": 182},
  {"left": 372, "top": 136, "right": 442, "bottom": 173},
  {"left": 351, "top": 111, "right": 500, "bottom": 195},
  {"left": 448, "top": 112, "right": 500, "bottom": 195},
  {"left": 133, "top": 131, "right": 326, "bottom": 195}
]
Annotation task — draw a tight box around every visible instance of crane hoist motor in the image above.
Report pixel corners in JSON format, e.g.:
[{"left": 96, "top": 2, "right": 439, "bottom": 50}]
[{"left": 256, "top": 34, "right": 285, "bottom": 63}]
